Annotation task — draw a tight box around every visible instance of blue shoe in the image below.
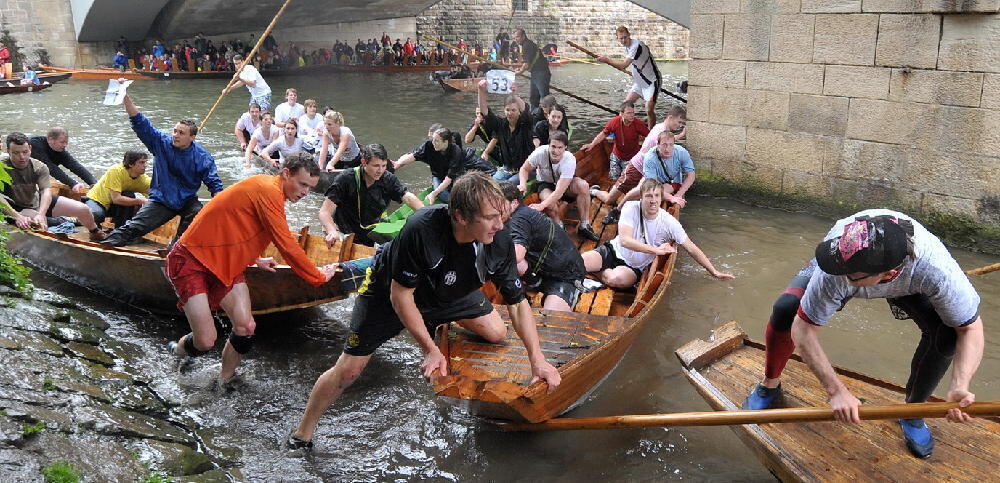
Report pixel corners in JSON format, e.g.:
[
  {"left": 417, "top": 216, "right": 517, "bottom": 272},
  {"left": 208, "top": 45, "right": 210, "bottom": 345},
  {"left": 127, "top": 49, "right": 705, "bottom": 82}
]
[
  {"left": 742, "top": 383, "right": 782, "bottom": 410},
  {"left": 899, "top": 418, "right": 934, "bottom": 458}
]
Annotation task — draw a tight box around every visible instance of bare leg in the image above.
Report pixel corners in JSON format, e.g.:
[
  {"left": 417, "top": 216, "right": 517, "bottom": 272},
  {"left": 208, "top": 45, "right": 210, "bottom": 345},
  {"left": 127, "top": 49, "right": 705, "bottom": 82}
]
[
  {"left": 294, "top": 353, "right": 373, "bottom": 441},
  {"left": 51, "top": 197, "right": 98, "bottom": 231},
  {"left": 174, "top": 293, "right": 218, "bottom": 355},
  {"left": 572, "top": 178, "right": 591, "bottom": 223},
  {"left": 600, "top": 266, "right": 639, "bottom": 289},
  {"left": 455, "top": 308, "right": 507, "bottom": 343},
  {"left": 218, "top": 283, "right": 255, "bottom": 382},
  {"left": 645, "top": 96, "right": 657, "bottom": 129},
  {"left": 542, "top": 294, "right": 572, "bottom": 312}
]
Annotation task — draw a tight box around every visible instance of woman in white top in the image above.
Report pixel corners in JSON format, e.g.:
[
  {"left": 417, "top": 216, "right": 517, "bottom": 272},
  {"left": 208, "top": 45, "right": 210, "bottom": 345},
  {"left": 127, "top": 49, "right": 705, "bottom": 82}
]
[
  {"left": 297, "top": 99, "right": 324, "bottom": 153},
  {"left": 260, "top": 119, "right": 305, "bottom": 168},
  {"left": 233, "top": 102, "right": 262, "bottom": 152},
  {"left": 317, "top": 110, "right": 362, "bottom": 171},
  {"left": 244, "top": 111, "right": 280, "bottom": 169}
]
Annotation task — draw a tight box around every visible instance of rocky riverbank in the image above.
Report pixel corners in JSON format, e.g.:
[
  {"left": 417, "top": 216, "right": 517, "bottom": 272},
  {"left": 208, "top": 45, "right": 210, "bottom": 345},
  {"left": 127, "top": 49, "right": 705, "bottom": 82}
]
[{"left": 0, "top": 286, "right": 242, "bottom": 482}]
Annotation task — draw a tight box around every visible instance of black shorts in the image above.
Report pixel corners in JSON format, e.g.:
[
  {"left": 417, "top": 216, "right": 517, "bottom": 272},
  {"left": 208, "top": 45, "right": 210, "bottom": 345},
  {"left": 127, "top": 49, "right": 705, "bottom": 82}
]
[
  {"left": 534, "top": 181, "right": 576, "bottom": 203},
  {"left": 539, "top": 278, "right": 580, "bottom": 307},
  {"left": 596, "top": 241, "right": 643, "bottom": 281},
  {"left": 343, "top": 289, "right": 494, "bottom": 356},
  {"left": 10, "top": 194, "right": 60, "bottom": 218}
]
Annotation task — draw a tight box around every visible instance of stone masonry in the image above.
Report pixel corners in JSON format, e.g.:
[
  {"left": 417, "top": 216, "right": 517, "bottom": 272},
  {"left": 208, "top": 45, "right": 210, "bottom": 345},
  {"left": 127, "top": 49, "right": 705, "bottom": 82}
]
[
  {"left": 417, "top": 0, "right": 689, "bottom": 59},
  {"left": 0, "top": 0, "right": 81, "bottom": 67},
  {"left": 687, "top": 0, "right": 1000, "bottom": 224}
]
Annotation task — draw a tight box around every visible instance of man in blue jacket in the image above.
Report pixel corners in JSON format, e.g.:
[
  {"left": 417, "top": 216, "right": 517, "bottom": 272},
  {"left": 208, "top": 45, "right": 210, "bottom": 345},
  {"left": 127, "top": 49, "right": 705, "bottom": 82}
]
[{"left": 103, "top": 91, "right": 223, "bottom": 247}]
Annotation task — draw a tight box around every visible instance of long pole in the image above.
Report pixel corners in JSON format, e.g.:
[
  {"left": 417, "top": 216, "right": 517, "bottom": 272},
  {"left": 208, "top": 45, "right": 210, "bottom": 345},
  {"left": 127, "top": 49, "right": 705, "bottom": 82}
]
[
  {"left": 421, "top": 34, "right": 617, "bottom": 115},
  {"left": 496, "top": 401, "right": 1000, "bottom": 432},
  {"left": 966, "top": 262, "right": 1000, "bottom": 276},
  {"left": 567, "top": 40, "right": 687, "bottom": 104},
  {"left": 199, "top": 0, "right": 294, "bottom": 131}
]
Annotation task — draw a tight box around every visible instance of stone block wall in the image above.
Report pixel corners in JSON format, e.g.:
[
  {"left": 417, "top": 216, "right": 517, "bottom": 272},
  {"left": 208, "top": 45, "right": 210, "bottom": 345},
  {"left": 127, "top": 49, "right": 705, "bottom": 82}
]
[
  {"left": 688, "top": 0, "right": 1000, "bottom": 224},
  {"left": 0, "top": 0, "right": 82, "bottom": 67},
  {"left": 417, "top": 0, "right": 689, "bottom": 59}
]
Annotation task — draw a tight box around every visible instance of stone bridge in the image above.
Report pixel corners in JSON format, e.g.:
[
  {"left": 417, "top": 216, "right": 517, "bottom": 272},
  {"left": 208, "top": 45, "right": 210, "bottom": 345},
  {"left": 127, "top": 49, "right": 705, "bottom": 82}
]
[{"left": 69, "top": 0, "right": 688, "bottom": 42}]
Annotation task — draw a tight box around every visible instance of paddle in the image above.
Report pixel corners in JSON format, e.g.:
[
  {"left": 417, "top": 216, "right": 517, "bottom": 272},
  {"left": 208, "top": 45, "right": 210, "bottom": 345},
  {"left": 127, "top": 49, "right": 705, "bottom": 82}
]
[
  {"left": 496, "top": 401, "right": 1000, "bottom": 431},
  {"left": 567, "top": 40, "right": 687, "bottom": 104},
  {"left": 199, "top": 0, "right": 294, "bottom": 131},
  {"left": 420, "top": 34, "right": 617, "bottom": 115},
  {"left": 966, "top": 262, "right": 1000, "bottom": 276}
]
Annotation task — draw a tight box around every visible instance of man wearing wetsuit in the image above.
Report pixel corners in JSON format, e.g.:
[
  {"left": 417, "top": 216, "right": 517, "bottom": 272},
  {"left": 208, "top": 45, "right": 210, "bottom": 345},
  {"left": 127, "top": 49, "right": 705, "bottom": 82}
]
[
  {"left": 499, "top": 181, "right": 586, "bottom": 312},
  {"left": 289, "top": 172, "right": 561, "bottom": 450},
  {"left": 29, "top": 128, "right": 97, "bottom": 194},
  {"left": 742, "top": 210, "right": 984, "bottom": 459},
  {"left": 320, "top": 143, "right": 424, "bottom": 247}
]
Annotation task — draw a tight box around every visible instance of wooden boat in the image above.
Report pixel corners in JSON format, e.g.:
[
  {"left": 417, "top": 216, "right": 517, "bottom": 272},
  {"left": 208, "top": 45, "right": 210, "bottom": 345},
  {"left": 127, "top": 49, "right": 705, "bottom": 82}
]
[
  {"left": 0, "top": 81, "right": 52, "bottom": 95},
  {"left": 675, "top": 321, "right": 1000, "bottom": 482},
  {"left": 438, "top": 76, "right": 480, "bottom": 93},
  {"left": 5, "top": 183, "right": 374, "bottom": 314},
  {"left": 430, "top": 142, "right": 683, "bottom": 423},
  {"left": 39, "top": 64, "right": 147, "bottom": 81},
  {"left": 138, "top": 70, "right": 234, "bottom": 80},
  {"left": 11, "top": 72, "right": 71, "bottom": 84}
]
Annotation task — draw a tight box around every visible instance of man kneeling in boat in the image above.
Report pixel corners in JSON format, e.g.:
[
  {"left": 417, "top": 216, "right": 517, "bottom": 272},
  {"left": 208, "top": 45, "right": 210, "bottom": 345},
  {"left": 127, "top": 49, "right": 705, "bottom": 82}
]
[
  {"left": 741, "top": 210, "right": 984, "bottom": 459},
  {"left": 289, "top": 172, "right": 561, "bottom": 450},
  {"left": 103, "top": 90, "right": 223, "bottom": 247},
  {"left": 319, "top": 143, "right": 424, "bottom": 247},
  {"left": 84, "top": 149, "right": 150, "bottom": 230},
  {"left": 499, "top": 181, "right": 586, "bottom": 312},
  {"left": 1, "top": 132, "right": 107, "bottom": 241},
  {"left": 165, "top": 153, "right": 339, "bottom": 386},
  {"left": 581, "top": 178, "right": 733, "bottom": 288}
]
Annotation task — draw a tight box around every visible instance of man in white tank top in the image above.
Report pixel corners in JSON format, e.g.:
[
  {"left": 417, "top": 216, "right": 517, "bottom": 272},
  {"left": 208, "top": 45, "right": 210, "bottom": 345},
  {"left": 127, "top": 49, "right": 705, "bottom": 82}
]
[{"left": 597, "top": 26, "right": 662, "bottom": 129}]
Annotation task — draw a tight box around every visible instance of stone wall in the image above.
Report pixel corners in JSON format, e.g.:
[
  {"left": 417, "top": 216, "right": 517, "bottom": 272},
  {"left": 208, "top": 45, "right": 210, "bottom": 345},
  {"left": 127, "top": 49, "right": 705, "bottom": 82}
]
[
  {"left": 0, "top": 0, "right": 82, "bottom": 67},
  {"left": 687, "top": 0, "right": 1000, "bottom": 225},
  {"left": 417, "top": 0, "right": 689, "bottom": 59}
]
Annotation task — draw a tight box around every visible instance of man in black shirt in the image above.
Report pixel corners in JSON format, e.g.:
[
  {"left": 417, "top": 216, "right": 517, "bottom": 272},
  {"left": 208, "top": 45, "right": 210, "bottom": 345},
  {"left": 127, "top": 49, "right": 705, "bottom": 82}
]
[
  {"left": 477, "top": 79, "right": 534, "bottom": 183},
  {"left": 320, "top": 143, "right": 424, "bottom": 247},
  {"left": 500, "top": 182, "right": 585, "bottom": 312},
  {"left": 513, "top": 28, "right": 551, "bottom": 109},
  {"left": 289, "top": 172, "right": 561, "bottom": 450},
  {"left": 28, "top": 128, "right": 97, "bottom": 193}
]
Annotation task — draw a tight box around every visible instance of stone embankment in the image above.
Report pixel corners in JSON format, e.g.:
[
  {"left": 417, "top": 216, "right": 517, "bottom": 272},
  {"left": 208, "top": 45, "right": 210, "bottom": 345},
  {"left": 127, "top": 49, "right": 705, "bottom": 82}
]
[{"left": 0, "top": 286, "right": 241, "bottom": 481}]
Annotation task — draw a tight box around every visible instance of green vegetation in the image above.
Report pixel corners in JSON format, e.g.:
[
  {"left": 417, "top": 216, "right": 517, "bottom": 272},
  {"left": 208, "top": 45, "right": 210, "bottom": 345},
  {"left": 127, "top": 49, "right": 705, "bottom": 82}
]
[
  {"left": 0, "top": 159, "right": 33, "bottom": 294},
  {"left": 0, "top": 409, "right": 7, "bottom": 417},
  {"left": 23, "top": 420, "right": 46, "bottom": 436},
  {"left": 42, "top": 377, "right": 55, "bottom": 391},
  {"left": 143, "top": 471, "right": 174, "bottom": 483},
  {"left": 41, "top": 461, "right": 81, "bottom": 483}
]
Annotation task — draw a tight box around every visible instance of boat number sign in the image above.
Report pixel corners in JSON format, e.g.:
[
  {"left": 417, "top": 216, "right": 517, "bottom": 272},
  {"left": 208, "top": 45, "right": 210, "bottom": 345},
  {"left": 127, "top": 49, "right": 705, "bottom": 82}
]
[{"left": 486, "top": 70, "right": 515, "bottom": 94}]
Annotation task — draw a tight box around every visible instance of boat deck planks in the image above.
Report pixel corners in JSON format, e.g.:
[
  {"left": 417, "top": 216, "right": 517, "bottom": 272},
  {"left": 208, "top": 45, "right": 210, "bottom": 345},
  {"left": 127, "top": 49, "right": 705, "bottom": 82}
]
[{"left": 677, "top": 321, "right": 1000, "bottom": 482}]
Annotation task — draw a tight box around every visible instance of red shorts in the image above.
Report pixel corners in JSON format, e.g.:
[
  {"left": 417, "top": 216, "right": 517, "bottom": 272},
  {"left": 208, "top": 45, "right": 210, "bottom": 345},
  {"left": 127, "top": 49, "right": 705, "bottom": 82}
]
[
  {"left": 612, "top": 163, "right": 645, "bottom": 194},
  {"left": 165, "top": 243, "right": 245, "bottom": 311}
]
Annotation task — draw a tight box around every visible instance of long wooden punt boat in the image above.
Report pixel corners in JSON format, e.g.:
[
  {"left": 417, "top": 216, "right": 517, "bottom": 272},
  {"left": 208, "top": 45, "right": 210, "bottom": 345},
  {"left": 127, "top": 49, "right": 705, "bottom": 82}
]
[
  {"left": 675, "top": 321, "right": 1000, "bottom": 482},
  {"left": 430, "top": 142, "right": 682, "bottom": 423},
  {"left": 39, "top": 64, "right": 147, "bottom": 81},
  {"left": 0, "top": 81, "right": 52, "bottom": 95},
  {"left": 5, "top": 184, "right": 374, "bottom": 314},
  {"left": 138, "top": 70, "right": 235, "bottom": 80},
  {"left": 11, "top": 72, "right": 71, "bottom": 84}
]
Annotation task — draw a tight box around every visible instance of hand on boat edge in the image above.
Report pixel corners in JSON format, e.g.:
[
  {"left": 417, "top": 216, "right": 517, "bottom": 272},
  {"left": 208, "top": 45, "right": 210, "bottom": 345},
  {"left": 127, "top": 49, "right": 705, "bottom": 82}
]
[
  {"left": 422, "top": 348, "right": 449, "bottom": 380},
  {"left": 530, "top": 360, "right": 562, "bottom": 392},
  {"left": 255, "top": 257, "right": 277, "bottom": 272},
  {"left": 945, "top": 389, "right": 976, "bottom": 423}
]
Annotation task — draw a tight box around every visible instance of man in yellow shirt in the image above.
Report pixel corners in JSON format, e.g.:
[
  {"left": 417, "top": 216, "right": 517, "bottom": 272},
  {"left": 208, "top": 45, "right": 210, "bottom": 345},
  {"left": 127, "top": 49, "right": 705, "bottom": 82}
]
[{"left": 84, "top": 150, "right": 151, "bottom": 228}]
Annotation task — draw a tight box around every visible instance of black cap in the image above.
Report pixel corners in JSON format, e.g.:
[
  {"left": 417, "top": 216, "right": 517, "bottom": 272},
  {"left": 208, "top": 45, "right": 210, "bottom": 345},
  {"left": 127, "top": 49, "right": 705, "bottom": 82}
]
[{"left": 815, "top": 216, "right": 909, "bottom": 276}]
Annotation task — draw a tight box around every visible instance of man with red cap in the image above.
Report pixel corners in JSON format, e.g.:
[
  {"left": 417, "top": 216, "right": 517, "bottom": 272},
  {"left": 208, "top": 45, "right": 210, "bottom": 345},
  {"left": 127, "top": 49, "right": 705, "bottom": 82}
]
[{"left": 741, "top": 209, "right": 984, "bottom": 459}]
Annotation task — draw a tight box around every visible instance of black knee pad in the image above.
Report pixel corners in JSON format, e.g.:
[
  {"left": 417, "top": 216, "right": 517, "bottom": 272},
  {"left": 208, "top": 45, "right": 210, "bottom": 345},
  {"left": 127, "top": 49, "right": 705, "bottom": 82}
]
[
  {"left": 182, "top": 333, "right": 211, "bottom": 357},
  {"left": 229, "top": 333, "right": 255, "bottom": 354},
  {"left": 770, "top": 293, "right": 801, "bottom": 332}
]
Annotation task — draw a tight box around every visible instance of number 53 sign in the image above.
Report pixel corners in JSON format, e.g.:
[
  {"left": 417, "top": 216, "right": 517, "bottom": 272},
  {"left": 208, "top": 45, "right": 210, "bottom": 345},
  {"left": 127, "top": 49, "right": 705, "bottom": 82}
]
[{"left": 486, "top": 70, "right": 516, "bottom": 94}]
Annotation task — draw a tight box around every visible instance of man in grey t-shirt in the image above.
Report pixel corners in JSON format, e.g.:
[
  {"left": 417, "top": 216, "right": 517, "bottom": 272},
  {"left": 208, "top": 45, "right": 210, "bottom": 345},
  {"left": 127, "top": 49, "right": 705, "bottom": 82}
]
[{"left": 741, "top": 209, "right": 984, "bottom": 459}]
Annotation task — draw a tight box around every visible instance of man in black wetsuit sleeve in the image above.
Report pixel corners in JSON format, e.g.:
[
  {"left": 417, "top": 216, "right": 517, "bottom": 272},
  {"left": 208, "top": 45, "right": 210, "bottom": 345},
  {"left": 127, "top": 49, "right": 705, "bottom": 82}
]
[{"left": 29, "top": 127, "right": 97, "bottom": 194}]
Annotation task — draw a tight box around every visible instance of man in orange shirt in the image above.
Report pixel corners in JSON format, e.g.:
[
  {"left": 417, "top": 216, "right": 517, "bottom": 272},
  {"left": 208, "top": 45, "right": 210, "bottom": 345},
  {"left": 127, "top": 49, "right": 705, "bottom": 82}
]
[{"left": 165, "top": 153, "right": 339, "bottom": 385}]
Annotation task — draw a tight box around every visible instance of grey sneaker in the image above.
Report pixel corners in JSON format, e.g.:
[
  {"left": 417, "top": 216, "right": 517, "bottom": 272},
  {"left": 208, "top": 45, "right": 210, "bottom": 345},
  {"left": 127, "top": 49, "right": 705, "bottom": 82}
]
[
  {"left": 167, "top": 341, "right": 194, "bottom": 372},
  {"left": 286, "top": 432, "right": 314, "bottom": 451}
]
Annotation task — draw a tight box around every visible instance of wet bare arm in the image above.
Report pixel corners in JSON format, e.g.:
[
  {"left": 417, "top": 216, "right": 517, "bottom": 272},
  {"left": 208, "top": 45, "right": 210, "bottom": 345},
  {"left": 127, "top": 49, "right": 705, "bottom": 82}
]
[{"left": 791, "top": 317, "right": 861, "bottom": 423}]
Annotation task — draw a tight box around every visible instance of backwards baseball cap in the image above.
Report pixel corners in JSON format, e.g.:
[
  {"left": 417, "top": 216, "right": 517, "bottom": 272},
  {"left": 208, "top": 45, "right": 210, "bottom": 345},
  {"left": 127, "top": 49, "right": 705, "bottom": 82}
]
[{"left": 815, "top": 216, "right": 911, "bottom": 276}]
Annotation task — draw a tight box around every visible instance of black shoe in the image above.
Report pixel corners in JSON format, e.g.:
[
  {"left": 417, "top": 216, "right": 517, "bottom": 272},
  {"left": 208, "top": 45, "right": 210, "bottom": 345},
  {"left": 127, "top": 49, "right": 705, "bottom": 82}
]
[
  {"left": 602, "top": 208, "right": 620, "bottom": 225},
  {"left": 286, "top": 432, "right": 314, "bottom": 451},
  {"left": 577, "top": 224, "right": 600, "bottom": 242}
]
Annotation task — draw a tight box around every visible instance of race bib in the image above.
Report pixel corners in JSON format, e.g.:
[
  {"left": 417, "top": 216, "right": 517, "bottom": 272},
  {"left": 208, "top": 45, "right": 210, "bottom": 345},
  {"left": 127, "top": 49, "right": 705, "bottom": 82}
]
[{"left": 486, "top": 69, "right": 515, "bottom": 94}]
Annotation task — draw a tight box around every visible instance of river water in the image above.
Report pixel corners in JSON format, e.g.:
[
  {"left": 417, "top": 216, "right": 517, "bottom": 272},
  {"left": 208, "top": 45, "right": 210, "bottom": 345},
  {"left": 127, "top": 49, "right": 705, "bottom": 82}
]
[{"left": 3, "top": 63, "right": 998, "bottom": 481}]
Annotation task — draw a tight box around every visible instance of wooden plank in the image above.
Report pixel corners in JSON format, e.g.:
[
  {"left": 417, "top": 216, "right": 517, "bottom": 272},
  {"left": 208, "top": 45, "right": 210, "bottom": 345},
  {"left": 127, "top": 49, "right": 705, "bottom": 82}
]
[
  {"left": 675, "top": 321, "right": 747, "bottom": 370},
  {"left": 589, "top": 289, "right": 614, "bottom": 316}
]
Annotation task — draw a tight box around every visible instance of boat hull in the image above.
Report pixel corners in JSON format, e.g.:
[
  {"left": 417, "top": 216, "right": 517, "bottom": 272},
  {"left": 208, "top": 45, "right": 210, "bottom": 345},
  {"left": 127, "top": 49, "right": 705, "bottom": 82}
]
[{"left": 0, "top": 82, "right": 52, "bottom": 95}]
